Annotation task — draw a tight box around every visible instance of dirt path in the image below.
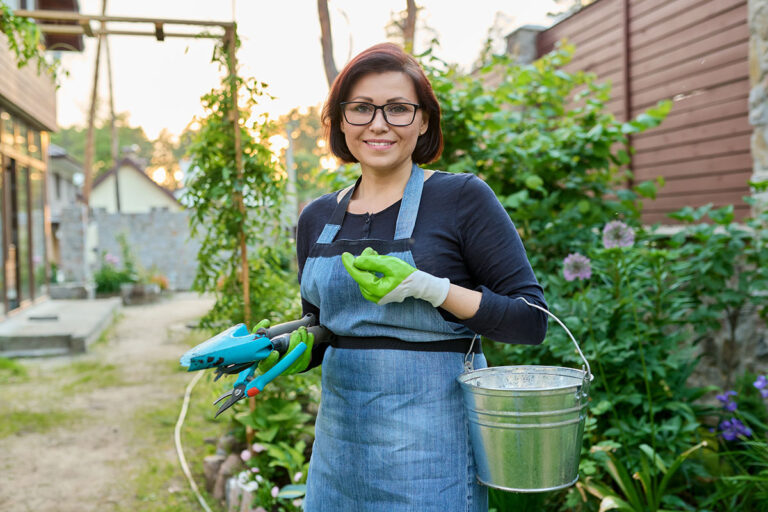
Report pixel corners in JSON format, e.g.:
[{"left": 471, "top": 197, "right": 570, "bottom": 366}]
[{"left": 0, "top": 292, "right": 217, "bottom": 512}]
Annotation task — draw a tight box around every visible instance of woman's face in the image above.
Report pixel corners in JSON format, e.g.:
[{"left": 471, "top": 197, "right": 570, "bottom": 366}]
[{"left": 341, "top": 71, "right": 428, "bottom": 175}]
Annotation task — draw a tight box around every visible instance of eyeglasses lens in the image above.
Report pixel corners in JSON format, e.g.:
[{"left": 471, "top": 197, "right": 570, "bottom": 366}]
[{"left": 343, "top": 103, "right": 417, "bottom": 126}]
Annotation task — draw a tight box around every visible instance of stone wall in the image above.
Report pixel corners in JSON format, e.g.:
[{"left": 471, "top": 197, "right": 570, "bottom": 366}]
[
  {"left": 58, "top": 206, "right": 200, "bottom": 290},
  {"left": 92, "top": 209, "right": 201, "bottom": 291},
  {"left": 750, "top": 0, "right": 768, "bottom": 212},
  {"left": 58, "top": 205, "right": 90, "bottom": 284}
]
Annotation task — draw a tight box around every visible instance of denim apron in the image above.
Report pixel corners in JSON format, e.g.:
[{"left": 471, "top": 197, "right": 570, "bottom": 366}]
[{"left": 301, "top": 165, "right": 488, "bottom": 511}]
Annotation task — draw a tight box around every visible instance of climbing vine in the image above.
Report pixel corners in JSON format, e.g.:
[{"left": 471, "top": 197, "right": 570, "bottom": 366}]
[{"left": 184, "top": 37, "right": 300, "bottom": 329}]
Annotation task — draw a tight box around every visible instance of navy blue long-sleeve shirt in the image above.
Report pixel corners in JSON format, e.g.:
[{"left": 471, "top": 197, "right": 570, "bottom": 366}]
[{"left": 297, "top": 171, "right": 547, "bottom": 364}]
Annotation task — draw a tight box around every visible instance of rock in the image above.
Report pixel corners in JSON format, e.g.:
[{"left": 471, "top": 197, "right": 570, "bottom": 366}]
[
  {"left": 203, "top": 454, "right": 226, "bottom": 493},
  {"left": 214, "top": 453, "right": 243, "bottom": 501},
  {"left": 216, "top": 434, "right": 237, "bottom": 456}
]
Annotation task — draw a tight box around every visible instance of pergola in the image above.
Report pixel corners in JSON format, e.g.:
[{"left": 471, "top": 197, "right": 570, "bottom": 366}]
[{"left": 14, "top": 8, "right": 254, "bottom": 324}]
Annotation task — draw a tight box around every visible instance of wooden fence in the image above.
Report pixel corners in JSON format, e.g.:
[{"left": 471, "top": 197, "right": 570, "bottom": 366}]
[{"left": 537, "top": 0, "right": 751, "bottom": 223}]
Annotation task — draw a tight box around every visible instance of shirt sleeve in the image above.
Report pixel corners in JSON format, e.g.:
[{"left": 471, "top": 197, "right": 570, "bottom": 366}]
[
  {"left": 454, "top": 175, "right": 548, "bottom": 345},
  {"left": 296, "top": 198, "right": 330, "bottom": 370}
]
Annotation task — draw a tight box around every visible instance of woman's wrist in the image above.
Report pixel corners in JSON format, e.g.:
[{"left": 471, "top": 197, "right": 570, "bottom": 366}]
[{"left": 438, "top": 284, "right": 482, "bottom": 320}]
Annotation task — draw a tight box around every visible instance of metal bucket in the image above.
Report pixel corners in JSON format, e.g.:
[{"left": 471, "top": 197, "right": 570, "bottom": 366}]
[{"left": 457, "top": 298, "right": 593, "bottom": 493}]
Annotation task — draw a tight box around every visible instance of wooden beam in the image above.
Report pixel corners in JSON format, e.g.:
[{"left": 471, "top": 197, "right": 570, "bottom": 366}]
[
  {"left": 79, "top": 19, "right": 93, "bottom": 37},
  {"left": 35, "top": 25, "right": 221, "bottom": 38},
  {"left": 14, "top": 9, "right": 233, "bottom": 29}
]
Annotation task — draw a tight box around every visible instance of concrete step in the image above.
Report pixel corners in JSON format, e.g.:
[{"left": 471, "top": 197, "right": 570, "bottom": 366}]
[{"left": 0, "top": 297, "right": 122, "bottom": 358}]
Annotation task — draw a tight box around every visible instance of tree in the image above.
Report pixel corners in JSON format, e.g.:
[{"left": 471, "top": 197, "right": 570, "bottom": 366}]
[
  {"left": 385, "top": 0, "right": 422, "bottom": 52},
  {"left": 317, "top": 0, "right": 338, "bottom": 88},
  {"left": 51, "top": 112, "right": 154, "bottom": 176},
  {"left": 317, "top": 0, "right": 422, "bottom": 89}
]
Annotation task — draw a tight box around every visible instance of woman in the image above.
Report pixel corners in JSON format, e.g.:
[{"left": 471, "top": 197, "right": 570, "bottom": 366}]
[{"left": 269, "top": 42, "right": 547, "bottom": 511}]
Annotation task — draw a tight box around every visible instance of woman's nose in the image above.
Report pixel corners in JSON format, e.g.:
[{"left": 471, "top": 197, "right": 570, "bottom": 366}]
[{"left": 369, "top": 108, "right": 389, "bottom": 131}]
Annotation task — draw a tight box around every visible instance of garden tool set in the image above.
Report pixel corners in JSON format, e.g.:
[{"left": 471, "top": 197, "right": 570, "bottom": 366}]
[{"left": 179, "top": 313, "right": 329, "bottom": 417}]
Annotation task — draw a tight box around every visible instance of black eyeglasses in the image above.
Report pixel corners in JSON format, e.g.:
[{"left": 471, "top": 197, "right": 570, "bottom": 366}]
[{"left": 340, "top": 101, "right": 421, "bottom": 127}]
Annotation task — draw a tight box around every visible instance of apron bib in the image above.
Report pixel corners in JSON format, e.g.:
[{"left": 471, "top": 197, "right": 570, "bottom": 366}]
[{"left": 301, "top": 165, "right": 488, "bottom": 511}]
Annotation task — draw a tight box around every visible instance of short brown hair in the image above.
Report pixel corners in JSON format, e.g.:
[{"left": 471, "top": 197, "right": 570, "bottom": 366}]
[{"left": 321, "top": 42, "right": 443, "bottom": 165}]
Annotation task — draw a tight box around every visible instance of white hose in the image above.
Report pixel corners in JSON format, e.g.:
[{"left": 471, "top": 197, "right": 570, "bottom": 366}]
[{"left": 175, "top": 371, "right": 213, "bottom": 512}]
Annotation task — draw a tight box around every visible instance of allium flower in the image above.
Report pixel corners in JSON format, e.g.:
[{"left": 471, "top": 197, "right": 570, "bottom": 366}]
[
  {"left": 719, "top": 418, "right": 752, "bottom": 441},
  {"left": 563, "top": 253, "right": 592, "bottom": 282},
  {"left": 251, "top": 467, "right": 260, "bottom": 473},
  {"left": 602, "top": 221, "right": 635, "bottom": 248},
  {"left": 271, "top": 486, "right": 280, "bottom": 498},
  {"left": 754, "top": 375, "right": 768, "bottom": 398},
  {"left": 294, "top": 471, "right": 303, "bottom": 482},
  {"left": 716, "top": 390, "right": 738, "bottom": 411},
  {"left": 240, "top": 449, "right": 252, "bottom": 462},
  {"left": 252, "top": 443, "right": 266, "bottom": 453},
  {"left": 104, "top": 253, "right": 120, "bottom": 266}
]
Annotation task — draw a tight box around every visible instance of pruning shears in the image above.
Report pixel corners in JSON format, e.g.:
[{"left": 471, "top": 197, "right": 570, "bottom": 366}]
[{"left": 179, "top": 313, "right": 330, "bottom": 417}]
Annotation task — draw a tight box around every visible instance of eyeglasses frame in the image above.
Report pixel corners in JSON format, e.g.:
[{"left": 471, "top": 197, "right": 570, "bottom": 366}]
[{"left": 339, "top": 101, "right": 422, "bottom": 127}]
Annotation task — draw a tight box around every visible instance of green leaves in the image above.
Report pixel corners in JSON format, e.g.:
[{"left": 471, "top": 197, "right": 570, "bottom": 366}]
[{"left": 0, "top": 4, "right": 60, "bottom": 81}]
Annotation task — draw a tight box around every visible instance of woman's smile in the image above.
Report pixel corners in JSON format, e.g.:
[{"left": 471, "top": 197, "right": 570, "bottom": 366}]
[{"left": 364, "top": 138, "right": 396, "bottom": 149}]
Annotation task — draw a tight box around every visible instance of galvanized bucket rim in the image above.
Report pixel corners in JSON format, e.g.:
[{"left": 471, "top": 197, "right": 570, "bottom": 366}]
[{"left": 457, "top": 365, "right": 593, "bottom": 393}]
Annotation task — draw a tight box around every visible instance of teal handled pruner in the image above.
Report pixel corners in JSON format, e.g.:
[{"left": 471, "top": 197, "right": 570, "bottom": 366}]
[{"left": 179, "top": 313, "right": 330, "bottom": 417}]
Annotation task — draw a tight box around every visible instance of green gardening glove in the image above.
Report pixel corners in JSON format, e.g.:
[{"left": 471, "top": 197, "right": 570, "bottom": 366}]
[
  {"left": 257, "top": 326, "right": 314, "bottom": 376},
  {"left": 341, "top": 247, "right": 450, "bottom": 307}
]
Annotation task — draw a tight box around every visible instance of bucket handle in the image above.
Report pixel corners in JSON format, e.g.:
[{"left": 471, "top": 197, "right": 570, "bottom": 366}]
[{"left": 518, "top": 297, "right": 592, "bottom": 381}]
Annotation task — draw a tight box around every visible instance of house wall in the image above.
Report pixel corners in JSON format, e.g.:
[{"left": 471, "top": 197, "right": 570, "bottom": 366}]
[
  {"left": 0, "top": 33, "right": 57, "bottom": 131},
  {"left": 90, "top": 165, "right": 182, "bottom": 213},
  {"left": 536, "top": 0, "right": 752, "bottom": 224}
]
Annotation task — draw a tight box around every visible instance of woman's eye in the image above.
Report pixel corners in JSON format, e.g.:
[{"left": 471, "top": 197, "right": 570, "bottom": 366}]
[
  {"left": 386, "top": 104, "right": 409, "bottom": 114},
  {"left": 353, "top": 104, "right": 374, "bottom": 113}
]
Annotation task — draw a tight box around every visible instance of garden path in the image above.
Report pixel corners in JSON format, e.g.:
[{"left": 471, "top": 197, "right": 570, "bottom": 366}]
[{"left": 0, "top": 292, "right": 216, "bottom": 512}]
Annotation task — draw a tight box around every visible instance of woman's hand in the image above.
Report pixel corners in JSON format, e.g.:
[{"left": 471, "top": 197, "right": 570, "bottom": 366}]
[
  {"left": 341, "top": 247, "right": 450, "bottom": 307},
  {"left": 257, "top": 326, "right": 314, "bottom": 375}
]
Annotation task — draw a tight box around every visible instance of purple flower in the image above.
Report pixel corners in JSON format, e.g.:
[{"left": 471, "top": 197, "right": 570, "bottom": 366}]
[
  {"left": 563, "top": 253, "right": 592, "bottom": 282},
  {"left": 719, "top": 418, "right": 752, "bottom": 441},
  {"left": 754, "top": 375, "right": 768, "bottom": 398},
  {"left": 716, "top": 390, "right": 738, "bottom": 411},
  {"left": 603, "top": 221, "right": 635, "bottom": 248},
  {"left": 104, "top": 253, "right": 120, "bottom": 266}
]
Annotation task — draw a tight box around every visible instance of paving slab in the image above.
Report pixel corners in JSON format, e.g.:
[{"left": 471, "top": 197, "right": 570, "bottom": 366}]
[{"left": 0, "top": 297, "right": 122, "bottom": 358}]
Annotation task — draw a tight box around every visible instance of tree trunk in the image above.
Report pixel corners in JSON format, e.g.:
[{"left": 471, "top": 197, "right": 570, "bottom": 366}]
[
  {"left": 403, "top": 0, "right": 416, "bottom": 52},
  {"left": 317, "top": 0, "right": 338, "bottom": 88}
]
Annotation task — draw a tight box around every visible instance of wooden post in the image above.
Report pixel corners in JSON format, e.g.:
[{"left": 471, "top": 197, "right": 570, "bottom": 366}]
[
  {"left": 82, "top": 0, "right": 108, "bottom": 206},
  {"left": 226, "top": 26, "right": 256, "bottom": 445},
  {"left": 105, "top": 34, "right": 121, "bottom": 212},
  {"left": 620, "top": 0, "right": 633, "bottom": 188}
]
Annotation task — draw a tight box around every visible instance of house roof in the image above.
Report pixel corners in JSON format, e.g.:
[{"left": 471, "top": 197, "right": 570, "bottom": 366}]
[{"left": 94, "top": 157, "right": 181, "bottom": 205}]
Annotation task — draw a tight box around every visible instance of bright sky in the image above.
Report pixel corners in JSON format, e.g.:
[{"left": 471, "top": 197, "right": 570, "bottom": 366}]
[{"left": 55, "top": 0, "right": 560, "bottom": 139}]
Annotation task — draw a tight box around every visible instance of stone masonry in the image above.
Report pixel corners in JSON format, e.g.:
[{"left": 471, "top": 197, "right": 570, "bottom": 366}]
[
  {"left": 750, "top": 0, "right": 768, "bottom": 212},
  {"left": 58, "top": 206, "right": 201, "bottom": 290},
  {"left": 92, "top": 208, "right": 201, "bottom": 291}
]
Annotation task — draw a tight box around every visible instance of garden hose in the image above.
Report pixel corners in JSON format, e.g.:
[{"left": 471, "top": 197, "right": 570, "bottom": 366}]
[{"left": 175, "top": 371, "right": 213, "bottom": 512}]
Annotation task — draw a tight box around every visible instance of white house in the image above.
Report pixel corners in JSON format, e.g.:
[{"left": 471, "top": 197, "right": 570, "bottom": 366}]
[{"left": 91, "top": 157, "right": 182, "bottom": 213}]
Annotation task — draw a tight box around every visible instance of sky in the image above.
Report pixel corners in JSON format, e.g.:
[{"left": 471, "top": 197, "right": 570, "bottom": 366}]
[{"left": 55, "top": 0, "right": 561, "bottom": 139}]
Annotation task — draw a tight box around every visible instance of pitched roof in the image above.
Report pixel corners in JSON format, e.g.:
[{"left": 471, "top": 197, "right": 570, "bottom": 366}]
[{"left": 93, "top": 157, "right": 180, "bottom": 205}]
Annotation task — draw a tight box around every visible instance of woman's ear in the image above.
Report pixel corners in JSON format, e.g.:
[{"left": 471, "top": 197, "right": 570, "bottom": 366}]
[{"left": 419, "top": 113, "right": 429, "bottom": 136}]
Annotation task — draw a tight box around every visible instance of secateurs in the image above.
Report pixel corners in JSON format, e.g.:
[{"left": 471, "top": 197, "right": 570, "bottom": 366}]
[{"left": 180, "top": 313, "right": 328, "bottom": 417}]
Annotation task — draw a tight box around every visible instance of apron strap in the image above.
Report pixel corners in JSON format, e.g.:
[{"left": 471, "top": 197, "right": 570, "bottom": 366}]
[
  {"left": 316, "top": 177, "right": 360, "bottom": 244},
  {"left": 315, "top": 164, "right": 424, "bottom": 244},
  {"left": 394, "top": 164, "right": 424, "bottom": 240}
]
